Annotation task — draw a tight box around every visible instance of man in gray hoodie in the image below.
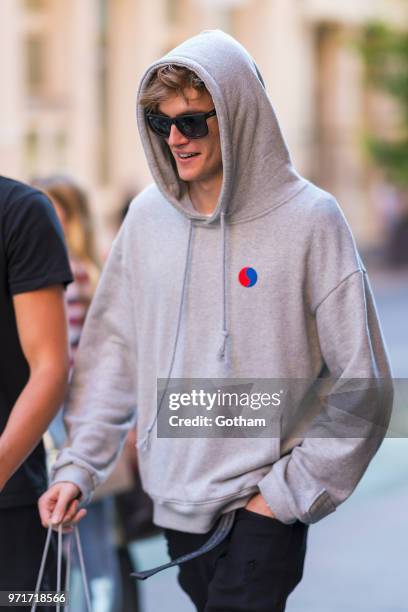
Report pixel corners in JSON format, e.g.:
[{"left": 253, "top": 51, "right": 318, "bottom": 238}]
[{"left": 39, "top": 31, "right": 392, "bottom": 611}]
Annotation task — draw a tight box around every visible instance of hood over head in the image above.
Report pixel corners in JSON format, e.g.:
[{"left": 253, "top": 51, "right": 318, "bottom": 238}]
[
  {"left": 135, "top": 31, "right": 310, "bottom": 450},
  {"left": 136, "top": 30, "right": 307, "bottom": 224}
]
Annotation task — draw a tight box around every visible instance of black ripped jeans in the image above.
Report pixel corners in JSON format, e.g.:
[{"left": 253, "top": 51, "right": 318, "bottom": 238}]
[{"left": 165, "top": 508, "right": 308, "bottom": 612}]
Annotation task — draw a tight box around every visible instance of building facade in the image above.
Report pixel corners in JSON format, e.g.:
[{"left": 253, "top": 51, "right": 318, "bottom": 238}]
[{"left": 0, "top": 0, "right": 405, "bottom": 250}]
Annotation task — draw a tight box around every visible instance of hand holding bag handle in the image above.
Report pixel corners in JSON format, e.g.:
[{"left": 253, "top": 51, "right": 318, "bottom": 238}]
[{"left": 31, "top": 524, "right": 92, "bottom": 612}]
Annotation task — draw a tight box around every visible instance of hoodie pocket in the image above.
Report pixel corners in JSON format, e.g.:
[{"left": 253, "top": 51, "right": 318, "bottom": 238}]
[{"left": 140, "top": 435, "right": 281, "bottom": 507}]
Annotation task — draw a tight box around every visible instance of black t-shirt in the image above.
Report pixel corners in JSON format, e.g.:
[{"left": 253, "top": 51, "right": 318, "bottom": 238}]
[{"left": 0, "top": 176, "right": 72, "bottom": 508}]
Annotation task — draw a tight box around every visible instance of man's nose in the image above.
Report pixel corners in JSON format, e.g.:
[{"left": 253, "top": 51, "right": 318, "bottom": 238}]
[{"left": 168, "top": 124, "right": 189, "bottom": 146}]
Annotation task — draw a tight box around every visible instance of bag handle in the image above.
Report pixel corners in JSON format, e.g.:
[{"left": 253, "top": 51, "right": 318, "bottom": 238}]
[
  {"left": 31, "top": 524, "right": 92, "bottom": 612},
  {"left": 74, "top": 526, "right": 92, "bottom": 612}
]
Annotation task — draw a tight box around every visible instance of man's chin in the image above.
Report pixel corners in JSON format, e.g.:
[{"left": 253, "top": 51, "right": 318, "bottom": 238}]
[{"left": 177, "top": 169, "right": 197, "bottom": 182}]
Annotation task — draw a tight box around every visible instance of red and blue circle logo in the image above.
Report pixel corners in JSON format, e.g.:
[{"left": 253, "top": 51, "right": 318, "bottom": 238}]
[{"left": 238, "top": 267, "right": 258, "bottom": 287}]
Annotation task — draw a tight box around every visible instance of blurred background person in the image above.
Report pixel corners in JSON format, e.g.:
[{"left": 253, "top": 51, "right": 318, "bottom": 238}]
[
  {"left": 33, "top": 175, "right": 138, "bottom": 612},
  {"left": 33, "top": 176, "right": 99, "bottom": 369},
  {"left": 112, "top": 196, "right": 161, "bottom": 612}
]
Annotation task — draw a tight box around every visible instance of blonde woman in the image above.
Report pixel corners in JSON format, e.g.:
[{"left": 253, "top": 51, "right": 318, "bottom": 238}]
[
  {"left": 33, "top": 176, "right": 125, "bottom": 612},
  {"left": 33, "top": 176, "right": 99, "bottom": 368}
]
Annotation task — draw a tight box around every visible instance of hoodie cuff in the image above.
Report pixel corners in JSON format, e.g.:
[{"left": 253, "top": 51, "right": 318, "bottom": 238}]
[
  {"left": 257, "top": 471, "right": 298, "bottom": 524},
  {"left": 258, "top": 469, "right": 337, "bottom": 525},
  {"left": 50, "top": 464, "right": 95, "bottom": 506}
]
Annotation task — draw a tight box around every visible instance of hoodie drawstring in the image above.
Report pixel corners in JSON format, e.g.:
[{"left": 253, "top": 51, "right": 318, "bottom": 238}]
[
  {"left": 217, "top": 212, "right": 229, "bottom": 361},
  {"left": 138, "top": 220, "right": 194, "bottom": 452},
  {"left": 138, "top": 212, "right": 229, "bottom": 451}
]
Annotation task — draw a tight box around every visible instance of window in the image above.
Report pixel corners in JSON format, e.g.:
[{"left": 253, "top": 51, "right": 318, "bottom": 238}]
[
  {"left": 25, "top": 35, "right": 46, "bottom": 96},
  {"left": 55, "top": 130, "right": 68, "bottom": 167},
  {"left": 166, "top": 0, "right": 178, "bottom": 25},
  {"left": 24, "top": 130, "right": 39, "bottom": 175},
  {"left": 24, "top": 0, "right": 45, "bottom": 10}
]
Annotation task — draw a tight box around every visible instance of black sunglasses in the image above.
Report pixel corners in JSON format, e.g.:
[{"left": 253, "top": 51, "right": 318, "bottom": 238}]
[{"left": 146, "top": 109, "right": 216, "bottom": 139}]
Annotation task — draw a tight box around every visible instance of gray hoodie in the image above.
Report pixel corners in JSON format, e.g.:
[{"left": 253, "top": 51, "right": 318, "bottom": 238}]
[{"left": 51, "top": 30, "right": 393, "bottom": 532}]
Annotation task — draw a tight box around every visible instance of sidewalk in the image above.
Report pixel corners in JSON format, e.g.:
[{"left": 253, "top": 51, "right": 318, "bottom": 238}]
[{"left": 130, "top": 268, "right": 408, "bottom": 612}]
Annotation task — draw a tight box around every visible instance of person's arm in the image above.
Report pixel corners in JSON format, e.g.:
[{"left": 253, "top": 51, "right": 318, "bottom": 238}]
[
  {"left": 0, "top": 285, "right": 69, "bottom": 491},
  {"left": 255, "top": 198, "right": 393, "bottom": 524},
  {"left": 257, "top": 268, "right": 393, "bottom": 524},
  {"left": 38, "top": 224, "right": 137, "bottom": 529}
]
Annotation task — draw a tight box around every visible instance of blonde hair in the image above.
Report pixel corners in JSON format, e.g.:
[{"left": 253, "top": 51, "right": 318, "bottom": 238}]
[
  {"left": 32, "top": 175, "right": 100, "bottom": 290},
  {"left": 140, "top": 64, "right": 207, "bottom": 112}
]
